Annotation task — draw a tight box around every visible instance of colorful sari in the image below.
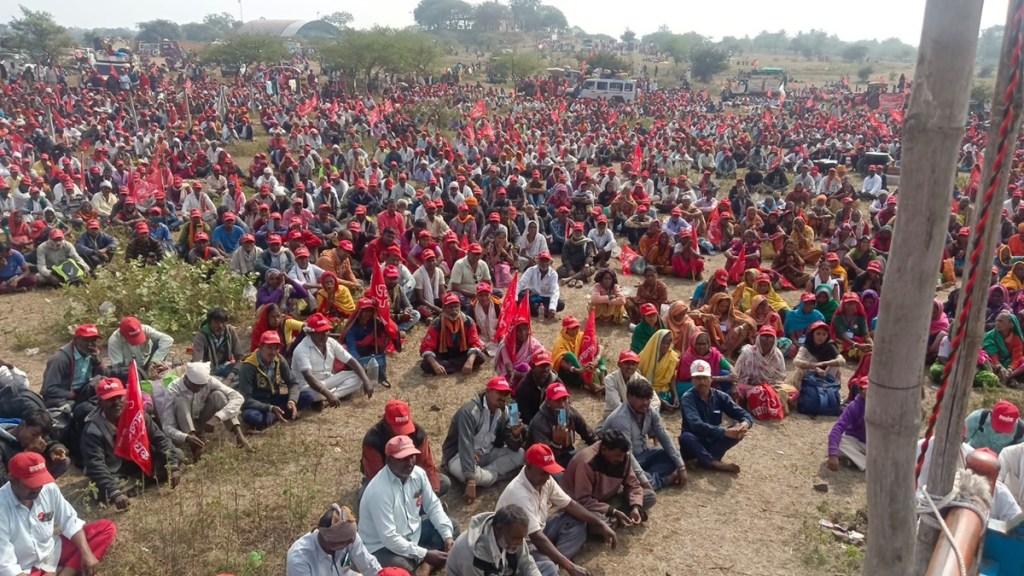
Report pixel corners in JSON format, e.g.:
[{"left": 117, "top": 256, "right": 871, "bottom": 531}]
[
  {"left": 676, "top": 329, "right": 732, "bottom": 398},
  {"left": 638, "top": 329, "right": 680, "bottom": 406},
  {"left": 494, "top": 316, "right": 545, "bottom": 384},
  {"left": 663, "top": 301, "right": 697, "bottom": 356},
  {"left": 696, "top": 293, "right": 757, "bottom": 357}
]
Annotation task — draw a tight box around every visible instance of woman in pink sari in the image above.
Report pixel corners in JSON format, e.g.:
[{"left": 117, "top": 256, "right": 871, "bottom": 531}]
[{"left": 494, "top": 315, "right": 545, "bottom": 388}]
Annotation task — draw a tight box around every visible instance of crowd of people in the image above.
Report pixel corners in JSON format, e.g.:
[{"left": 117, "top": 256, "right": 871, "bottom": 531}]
[{"left": 1, "top": 43, "right": 1023, "bottom": 575}]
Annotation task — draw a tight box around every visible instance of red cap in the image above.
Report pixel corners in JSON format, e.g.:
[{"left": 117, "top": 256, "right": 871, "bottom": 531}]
[
  {"left": 867, "top": 261, "right": 883, "bottom": 273},
  {"left": 118, "top": 316, "right": 146, "bottom": 345},
  {"left": 385, "top": 435, "right": 421, "bottom": 459},
  {"left": 190, "top": 209, "right": 202, "bottom": 218},
  {"left": 532, "top": 350, "right": 552, "bottom": 366},
  {"left": 489, "top": 212, "right": 501, "bottom": 222},
  {"left": 618, "top": 350, "right": 640, "bottom": 364},
  {"left": 992, "top": 400, "right": 1020, "bottom": 434},
  {"left": 545, "top": 382, "right": 570, "bottom": 401},
  {"left": 526, "top": 443, "right": 564, "bottom": 474},
  {"left": 385, "top": 399, "right": 416, "bottom": 435},
  {"left": 355, "top": 205, "right": 367, "bottom": 215},
  {"left": 384, "top": 265, "right": 400, "bottom": 279},
  {"left": 640, "top": 303, "right": 658, "bottom": 317},
  {"left": 807, "top": 321, "right": 830, "bottom": 335},
  {"left": 476, "top": 281, "right": 492, "bottom": 293},
  {"left": 136, "top": 222, "right": 151, "bottom": 235},
  {"left": 294, "top": 247, "right": 310, "bottom": 258},
  {"left": 223, "top": 212, "right": 237, "bottom": 222},
  {"left": 241, "top": 233, "right": 255, "bottom": 243},
  {"left": 443, "top": 292, "right": 461, "bottom": 306},
  {"left": 193, "top": 231, "right": 208, "bottom": 241},
  {"left": 7, "top": 452, "right": 54, "bottom": 488},
  {"left": 338, "top": 240, "right": 354, "bottom": 252},
  {"left": 87, "top": 219, "right": 101, "bottom": 230},
  {"left": 305, "top": 312, "right": 331, "bottom": 333},
  {"left": 800, "top": 292, "right": 816, "bottom": 303},
  {"left": 421, "top": 249, "right": 436, "bottom": 260},
  {"left": 562, "top": 315, "right": 580, "bottom": 329},
  {"left": 758, "top": 325, "right": 777, "bottom": 338},
  {"left": 268, "top": 234, "right": 283, "bottom": 245},
  {"left": 260, "top": 331, "right": 282, "bottom": 346},
  {"left": 96, "top": 377, "right": 127, "bottom": 400},
  {"left": 74, "top": 324, "right": 100, "bottom": 339},
  {"left": 486, "top": 376, "right": 513, "bottom": 392},
  {"left": 49, "top": 229, "right": 64, "bottom": 241},
  {"left": 469, "top": 243, "right": 483, "bottom": 254},
  {"left": 357, "top": 297, "right": 375, "bottom": 310},
  {"left": 537, "top": 251, "right": 552, "bottom": 261},
  {"left": 288, "top": 230, "right": 303, "bottom": 240}
]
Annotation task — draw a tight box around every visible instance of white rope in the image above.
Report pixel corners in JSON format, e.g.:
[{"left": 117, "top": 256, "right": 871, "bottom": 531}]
[{"left": 915, "top": 470, "right": 994, "bottom": 576}]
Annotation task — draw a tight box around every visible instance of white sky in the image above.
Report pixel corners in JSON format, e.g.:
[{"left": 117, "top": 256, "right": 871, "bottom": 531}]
[{"left": 1, "top": 0, "right": 1011, "bottom": 45}]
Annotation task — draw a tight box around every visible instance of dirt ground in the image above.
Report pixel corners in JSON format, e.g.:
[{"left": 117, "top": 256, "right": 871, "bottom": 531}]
[{"left": 0, "top": 245, "right": 877, "bottom": 576}]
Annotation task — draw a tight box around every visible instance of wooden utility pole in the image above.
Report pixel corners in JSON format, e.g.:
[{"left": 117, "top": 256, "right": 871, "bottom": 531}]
[
  {"left": 864, "top": 0, "right": 983, "bottom": 573},
  {"left": 914, "top": 0, "right": 1024, "bottom": 570}
]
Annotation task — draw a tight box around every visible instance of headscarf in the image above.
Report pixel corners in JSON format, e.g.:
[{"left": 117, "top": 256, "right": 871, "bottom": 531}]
[
  {"left": 495, "top": 316, "right": 543, "bottom": 376},
  {"left": 929, "top": 298, "right": 950, "bottom": 336},
  {"left": 695, "top": 268, "right": 729, "bottom": 308},
  {"left": 983, "top": 312, "right": 1024, "bottom": 368},
  {"left": 750, "top": 295, "right": 784, "bottom": 334},
  {"left": 551, "top": 323, "right": 583, "bottom": 370},
  {"left": 698, "top": 292, "right": 756, "bottom": 347},
  {"left": 803, "top": 322, "right": 840, "bottom": 362},
  {"left": 630, "top": 309, "right": 666, "bottom": 353},
  {"left": 678, "top": 329, "right": 725, "bottom": 382},
  {"left": 987, "top": 285, "right": 1012, "bottom": 325},
  {"left": 663, "top": 301, "right": 697, "bottom": 355},
  {"left": 1000, "top": 261, "right": 1024, "bottom": 291},
  {"left": 731, "top": 268, "right": 759, "bottom": 311},
  {"left": 861, "top": 289, "right": 880, "bottom": 327},
  {"left": 735, "top": 333, "right": 787, "bottom": 385},
  {"left": 637, "top": 329, "right": 679, "bottom": 394},
  {"left": 753, "top": 276, "right": 790, "bottom": 312},
  {"left": 815, "top": 284, "right": 840, "bottom": 324},
  {"left": 250, "top": 303, "right": 297, "bottom": 350},
  {"left": 784, "top": 301, "right": 826, "bottom": 337}
]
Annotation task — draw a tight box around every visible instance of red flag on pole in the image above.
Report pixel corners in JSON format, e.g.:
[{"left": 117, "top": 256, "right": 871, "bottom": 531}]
[
  {"left": 578, "top": 308, "right": 598, "bottom": 385},
  {"left": 633, "top": 143, "right": 642, "bottom": 167},
  {"left": 470, "top": 100, "right": 486, "bottom": 119},
  {"left": 493, "top": 272, "right": 520, "bottom": 343},
  {"left": 728, "top": 245, "right": 747, "bottom": 285},
  {"left": 371, "top": 261, "right": 400, "bottom": 340},
  {"left": 113, "top": 361, "right": 153, "bottom": 476},
  {"left": 518, "top": 292, "right": 531, "bottom": 334}
]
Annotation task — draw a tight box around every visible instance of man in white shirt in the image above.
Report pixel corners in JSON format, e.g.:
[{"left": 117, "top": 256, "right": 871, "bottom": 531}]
[
  {"left": 0, "top": 452, "right": 116, "bottom": 576},
  {"left": 161, "top": 361, "right": 251, "bottom": 459},
  {"left": 495, "top": 444, "right": 617, "bottom": 576},
  {"left": 586, "top": 216, "right": 616, "bottom": 268},
  {"left": 412, "top": 249, "right": 446, "bottom": 321},
  {"left": 291, "top": 313, "right": 375, "bottom": 406},
  {"left": 518, "top": 252, "right": 562, "bottom": 319},
  {"left": 287, "top": 503, "right": 382, "bottom": 576},
  {"left": 860, "top": 165, "right": 883, "bottom": 199},
  {"left": 449, "top": 245, "right": 492, "bottom": 308},
  {"left": 358, "top": 435, "right": 456, "bottom": 575}
]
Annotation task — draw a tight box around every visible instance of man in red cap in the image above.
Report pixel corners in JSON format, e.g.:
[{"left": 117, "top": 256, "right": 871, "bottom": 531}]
[
  {"left": 106, "top": 315, "right": 174, "bottom": 382},
  {"left": 448, "top": 243, "right": 492, "bottom": 310},
  {"left": 361, "top": 226, "right": 398, "bottom": 279},
  {"left": 495, "top": 443, "right": 617, "bottom": 576},
  {"left": 602, "top": 350, "right": 643, "bottom": 422},
  {"left": 80, "top": 377, "right": 182, "bottom": 508},
  {"left": 74, "top": 219, "right": 117, "bottom": 273},
  {"left": 230, "top": 233, "right": 263, "bottom": 276},
  {"left": 966, "top": 400, "right": 1024, "bottom": 454},
  {"left": 359, "top": 435, "right": 456, "bottom": 575},
  {"left": 41, "top": 324, "right": 119, "bottom": 411},
  {"left": 514, "top": 350, "right": 559, "bottom": 426},
  {"left": 441, "top": 376, "right": 525, "bottom": 503},
  {"left": 0, "top": 452, "right": 117, "bottom": 575},
  {"left": 291, "top": 312, "right": 375, "bottom": 408},
  {"left": 125, "top": 221, "right": 165, "bottom": 265},
  {"left": 211, "top": 211, "right": 245, "bottom": 254},
  {"left": 186, "top": 231, "right": 229, "bottom": 266},
  {"left": 35, "top": 228, "right": 90, "bottom": 287},
  {"left": 384, "top": 265, "right": 421, "bottom": 333},
  {"left": 361, "top": 399, "right": 450, "bottom": 496},
  {"left": 518, "top": 251, "right": 562, "bottom": 319},
  {"left": 526, "top": 382, "right": 598, "bottom": 467},
  {"left": 237, "top": 331, "right": 314, "bottom": 429},
  {"left": 420, "top": 293, "right": 486, "bottom": 375}
]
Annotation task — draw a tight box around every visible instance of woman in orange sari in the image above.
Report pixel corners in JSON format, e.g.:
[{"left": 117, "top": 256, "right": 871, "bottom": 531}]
[
  {"left": 790, "top": 217, "right": 824, "bottom": 265},
  {"left": 642, "top": 230, "right": 674, "bottom": 276},
  {"left": 695, "top": 293, "right": 757, "bottom": 357},
  {"left": 664, "top": 301, "right": 698, "bottom": 356}
]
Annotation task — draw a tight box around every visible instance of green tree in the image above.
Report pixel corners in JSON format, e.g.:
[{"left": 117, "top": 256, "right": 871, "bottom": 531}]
[
  {"left": 8, "top": 6, "right": 72, "bottom": 64},
  {"left": 978, "top": 26, "right": 1004, "bottom": 63},
  {"left": 621, "top": 28, "right": 636, "bottom": 43},
  {"left": 202, "top": 12, "right": 241, "bottom": 35},
  {"left": 509, "top": 0, "right": 540, "bottom": 31},
  {"left": 321, "top": 11, "right": 354, "bottom": 29},
  {"left": 583, "top": 51, "right": 630, "bottom": 73},
  {"left": 473, "top": 1, "right": 510, "bottom": 31},
  {"left": 181, "top": 22, "right": 219, "bottom": 43},
  {"left": 690, "top": 44, "right": 729, "bottom": 82},
  {"left": 136, "top": 19, "right": 183, "bottom": 42},
  {"left": 201, "top": 35, "right": 288, "bottom": 73},
  {"left": 751, "top": 30, "right": 788, "bottom": 53},
  {"left": 525, "top": 5, "right": 567, "bottom": 32},
  {"left": 841, "top": 44, "right": 869, "bottom": 63},
  {"left": 321, "top": 28, "right": 437, "bottom": 88},
  {"left": 413, "top": 0, "right": 473, "bottom": 30},
  {"left": 489, "top": 52, "right": 541, "bottom": 81},
  {"left": 856, "top": 65, "right": 875, "bottom": 82}
]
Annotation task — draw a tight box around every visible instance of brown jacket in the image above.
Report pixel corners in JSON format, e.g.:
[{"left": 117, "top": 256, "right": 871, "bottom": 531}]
[{"left": 561, "top": 441, "right": 644, "bottom": 515}]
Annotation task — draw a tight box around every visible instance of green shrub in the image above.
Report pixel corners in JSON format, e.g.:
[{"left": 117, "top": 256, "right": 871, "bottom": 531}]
[{"left": 57, "top": 257, "right": 256, "bottom": 342}]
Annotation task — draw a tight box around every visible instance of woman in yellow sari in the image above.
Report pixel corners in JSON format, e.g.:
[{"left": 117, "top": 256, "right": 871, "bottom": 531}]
[
  {"left": 638, "top": 328, "right": 681, "bottom": 411},
  {"left": 1000, "top": 260, "right": 1024, "bottom": 292},
  {"left": 826, "top": 252, "right": 849, "bottom": 293},
  {"left": 552, "top": 315, "right": 606, "bottom": 394},
  {"left": 696, "top": 292, "right": 757, "bottom": 357},
  {"left": 732, "top": 268, "right": 760, "bottom": 312},
  {"left": 664, "top": 301, "right": 698, "bottom": 356},
  {"left": 790, "top": 217, "right": 824, "bottom": 265}
]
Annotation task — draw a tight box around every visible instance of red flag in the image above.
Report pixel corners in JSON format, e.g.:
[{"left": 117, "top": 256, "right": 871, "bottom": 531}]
[
  {"left": 479, "top": 120, "right": 493, "bottom": 141},
  {"left": 578, "top": 308, "right": 598, "bottom": 385},
  {"left": 762, "top": 109, "right": 773, "bottom": 125},
  {"left": 459, "top": 234, "right": 470, "bottom": 251},
  {"left": 728, "top": 245, "right": 747, "bottom": 285},
  {"left": 134, "top": 167, "right": 164, "bottom": 203},
  {"left": 493, "top": 272, "right": 520, "bottom": 343},
  {"left": 329, "top": 98, "right": 340, "bottom": 118},
  {"left": 184, "top": 77, "right": 192, "bottom": 91},
  {"left": 370, "top": 261, "right": 400, "bottom": 340},
  {"left": 470, "top": 99, "right": 486, "bottom": 119},
  {"left": 608, "top": 110, "right": 618, "bottom": 125},
  {"left": 518, "top": 292, "right": 531, "bottom": 334},
  {"left": 890, "top": 108, "right": 904, "bottom": 125},
  {"left": 707, "top": 209, "right": 722, "bottom": 245},
  {"left": 113, "top": 361, "right": 153, "bottom": 476},
  {"left": 464, "top": 125, "right": 476, "bottom": 145},
  {"left": 690, "top": 221, "right": 699, "bottom": 250},
  {"left": 806, "top": 97, "right": 815, "bottom": 108},
  {"left": 633, "top": 143, "right": 642, "bottom": 166},
  {"left": 619, "top": 245, "right": 640, "bottom": 275},
  {"left": 368, "top": 107, "right": 381, "bottom": 127}
]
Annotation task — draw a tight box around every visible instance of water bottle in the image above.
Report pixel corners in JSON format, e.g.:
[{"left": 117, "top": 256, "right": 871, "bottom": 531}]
[{"left": 365, "top": 357, "right": 380, "bottom": 388}]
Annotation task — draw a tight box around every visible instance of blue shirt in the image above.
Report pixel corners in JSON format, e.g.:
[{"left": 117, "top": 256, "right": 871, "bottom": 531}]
[
  {"left": 148, "top": 222, "right": 173, "bottom": 243},
  {"left": 212, "top": 224, "right": 245, "bottom": 253},
  {"left": 681, "top": 387, "right": 753, "bottom": 445},
  {"left": 0, "top": 250, "right": 25, "bottom": 281}
]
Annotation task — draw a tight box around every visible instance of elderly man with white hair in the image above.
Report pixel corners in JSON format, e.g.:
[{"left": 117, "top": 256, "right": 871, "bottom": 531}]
[{"left": 160, "top": 361, "right": 251, "bottom": 460}]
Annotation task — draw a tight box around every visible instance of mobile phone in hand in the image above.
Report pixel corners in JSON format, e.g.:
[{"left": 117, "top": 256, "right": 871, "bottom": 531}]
[
  {"left": 508, "top": 402, "right": 520, "bottom": 426},
  {"left": 558, "top": 408, "right": 567, "bottom": 427}
]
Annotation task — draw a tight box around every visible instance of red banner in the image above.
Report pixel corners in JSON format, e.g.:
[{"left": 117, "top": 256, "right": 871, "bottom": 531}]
[
  {"left": 113, "top": 361, "right": 153, "bottom": 476},
  {"left": 578, "top": 308, "right": 598, "bottom": 367},
  {"left": 728, "top": 244, "right": 747, "bottom": 285},
  {"left": 370, "top": 261, "right": 400, "bottom": 340},
  {"left": 470, "top": 99, "right": 486, "bottom": 119},
  {"left": 493, "top": 272, "right": 520, "bottom": 343}
]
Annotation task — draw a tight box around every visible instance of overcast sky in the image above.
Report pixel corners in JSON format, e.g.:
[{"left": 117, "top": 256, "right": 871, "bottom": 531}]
[{"left": 2, "top": 0, "right": 1011, "bottom": 45}]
